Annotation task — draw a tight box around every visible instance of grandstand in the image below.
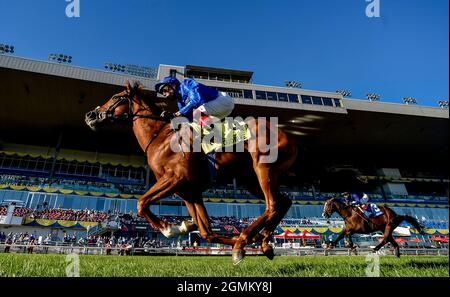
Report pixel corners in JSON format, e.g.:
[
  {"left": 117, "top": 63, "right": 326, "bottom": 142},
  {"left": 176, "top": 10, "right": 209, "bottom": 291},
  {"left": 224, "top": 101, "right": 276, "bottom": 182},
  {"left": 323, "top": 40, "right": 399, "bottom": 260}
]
[{"left": 0, "top": 54, "right": 448, "bottom": 248}]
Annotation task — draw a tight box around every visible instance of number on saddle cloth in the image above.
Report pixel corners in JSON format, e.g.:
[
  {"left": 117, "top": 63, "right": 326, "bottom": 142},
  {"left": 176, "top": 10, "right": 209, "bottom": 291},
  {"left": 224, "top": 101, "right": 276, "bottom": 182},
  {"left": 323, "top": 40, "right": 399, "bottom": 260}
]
[{"left": 368, "top": 203, "right": 383, "bottom": 217}]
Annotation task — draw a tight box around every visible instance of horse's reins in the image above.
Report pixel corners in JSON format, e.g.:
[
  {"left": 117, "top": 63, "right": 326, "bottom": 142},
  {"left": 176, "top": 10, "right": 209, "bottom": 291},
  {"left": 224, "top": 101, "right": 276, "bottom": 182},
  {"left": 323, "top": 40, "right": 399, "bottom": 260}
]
[
  {"left": 106, "top": 93, "right": 181, "bottom": 156},
  {"left": 335, "top": 201, "right": 371, "bottom": 226}
]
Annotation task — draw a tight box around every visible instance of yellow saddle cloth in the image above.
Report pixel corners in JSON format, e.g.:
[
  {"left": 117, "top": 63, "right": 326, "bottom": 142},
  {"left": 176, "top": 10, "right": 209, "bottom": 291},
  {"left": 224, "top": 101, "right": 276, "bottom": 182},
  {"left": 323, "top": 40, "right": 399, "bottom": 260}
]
[{"left": 189, "top": 119, "right": 251, "bottom": 154}]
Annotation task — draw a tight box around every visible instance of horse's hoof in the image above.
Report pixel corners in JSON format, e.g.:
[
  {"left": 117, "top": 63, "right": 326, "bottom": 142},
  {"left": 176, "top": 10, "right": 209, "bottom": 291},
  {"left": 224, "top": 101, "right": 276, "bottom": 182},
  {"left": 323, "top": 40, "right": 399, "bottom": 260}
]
[
  {"left": 232, "top": 249, "right": 246, "bottom": 265},
  {"left": 178, "top": 221, "right": 197, "bottom": 234},
  {"left": 160, "top": 225, "right": 181, "bottom": 238},
  {"left": 262, "top": 245, "right": 275, "bottom": 260}
]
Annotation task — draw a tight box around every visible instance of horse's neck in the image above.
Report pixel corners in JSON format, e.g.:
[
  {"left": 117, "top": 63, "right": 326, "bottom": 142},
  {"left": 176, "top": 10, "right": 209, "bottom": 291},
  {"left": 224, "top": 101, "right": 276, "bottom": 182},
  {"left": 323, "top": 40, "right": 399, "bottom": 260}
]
[
  {"left": 131, "top": 98, "right": 165, "bottom": 153},
  {"left": 335, "top": 202, "right": 353, "bottom": 219}
]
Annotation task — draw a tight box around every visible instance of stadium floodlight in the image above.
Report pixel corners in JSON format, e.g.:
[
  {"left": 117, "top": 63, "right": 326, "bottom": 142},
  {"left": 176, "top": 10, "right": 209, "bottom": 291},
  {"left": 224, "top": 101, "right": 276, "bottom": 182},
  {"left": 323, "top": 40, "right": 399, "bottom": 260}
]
[
  {"left": 336, "top": 90, "right": 352, "bottom": 97},
  {"left": 105, "top": 63, "right": 126, "bottom": 73},
  {"left": 366, "top": 93, "right": 380, "bottom": 101},
  {"left": 438, "top": 100, "right": 448, "bottom": 109},
  {"left": 0, "top": 43, "right": 15, "bottom": 55},
  {"left": 48, "top": 53, "right": 72, "bottom": 64},
  {"left": 285, "top": 80, "right": 302, "bottom": 88},
  {"left": 104, "top": 62, "right": 157, "bottom": 78},
  {"left": 403, "top": 97, "right": 417, "bottom": 105}
]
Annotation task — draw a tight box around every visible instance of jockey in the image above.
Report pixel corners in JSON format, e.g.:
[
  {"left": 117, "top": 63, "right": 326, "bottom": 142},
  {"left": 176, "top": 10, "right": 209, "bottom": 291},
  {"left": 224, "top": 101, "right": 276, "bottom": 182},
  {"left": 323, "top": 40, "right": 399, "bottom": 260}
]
[
  {"left": 342, "top": 192, "right": 372, "bottom": 217},
  {"left": 155, "top": 76, "right": 235, "bottom": 126}
]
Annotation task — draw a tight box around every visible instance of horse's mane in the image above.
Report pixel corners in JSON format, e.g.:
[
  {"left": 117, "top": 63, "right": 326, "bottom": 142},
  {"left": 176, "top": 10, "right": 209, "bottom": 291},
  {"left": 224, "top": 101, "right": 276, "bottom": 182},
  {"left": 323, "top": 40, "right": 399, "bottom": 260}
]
[{"left": 131, "top": 81, "right": 169, "bottom": 115}]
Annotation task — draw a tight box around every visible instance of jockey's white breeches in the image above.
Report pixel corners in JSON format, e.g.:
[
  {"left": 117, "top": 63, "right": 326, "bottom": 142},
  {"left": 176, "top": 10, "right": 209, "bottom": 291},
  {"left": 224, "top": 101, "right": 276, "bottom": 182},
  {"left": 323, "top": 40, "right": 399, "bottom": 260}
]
[{"left": 195, "top": 92, "right": 234, "bottom": 121}]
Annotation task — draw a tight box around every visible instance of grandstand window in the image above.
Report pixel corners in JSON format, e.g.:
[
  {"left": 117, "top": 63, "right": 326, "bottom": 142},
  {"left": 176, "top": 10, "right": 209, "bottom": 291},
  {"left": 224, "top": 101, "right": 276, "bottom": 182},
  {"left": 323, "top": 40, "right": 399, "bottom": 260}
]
[
  {"left": 44, "top": 160, "right": 52, "bottom": 172},
  {"left": 288, "top": 94, "right": 299, "bottom": 103},
  {"left": 10, "top": 158, "right": 20, "bottom": 169},
  {"left": 219, "top": 88, "right": 243, "bottom": 98},
  {"left": 57, "top": 162, "right": 69, "bottom": 174},
  {"left": 209, "top": 73, "right": 219, "bottom": 81},
  {"left": 322, "top": 97, "right": 333, "bottom": 106},
  {"left": 243, "top": 90, "right": 254, "bottom": 99},
  {"left": 277, "top": 93, "right": 288, "bottom": 102},
  {"left": 231, "top": 75, "right": 250, "bottom": 83},
  {"left": 312, "top": 96, "right": 323, "bottom": 105},
  {"left": 186, "top": 70, "right": 208, "bottom": 80},
  {"left": 333, "top": 99, "right": 342, "bottom": 107},
  {"left": 266, "top": 92, "right": 277, "bottom": 101},
  {"left": 255, "top": 91, "right": 267, "bottom": 100},
  {"left": 216, "top": 73, "right": 231, "bottom": 82},
  {"left": 301, "top": 95, "right": 313, "bottom": 104}
]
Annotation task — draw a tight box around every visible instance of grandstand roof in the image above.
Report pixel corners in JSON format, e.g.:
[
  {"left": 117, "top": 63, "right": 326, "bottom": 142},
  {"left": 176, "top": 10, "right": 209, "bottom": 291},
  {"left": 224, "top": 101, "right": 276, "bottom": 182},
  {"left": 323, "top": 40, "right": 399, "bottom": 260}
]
[{"left": 1, "top": 55, "right": 448, "bottom": 168}]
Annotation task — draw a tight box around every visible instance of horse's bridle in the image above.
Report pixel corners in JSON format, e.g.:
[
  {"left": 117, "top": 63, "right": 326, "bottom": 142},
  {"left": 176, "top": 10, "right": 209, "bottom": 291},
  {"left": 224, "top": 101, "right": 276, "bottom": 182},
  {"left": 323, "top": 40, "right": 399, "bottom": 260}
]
[
  {"left": 99, "top": 92, "right": 163, "bottom": 122},
  {"left": 324, "top": 199, "right": 351, "bottom": 221},
  {"left": 97, "top": 92, "right": 171, "bottom": 154}
]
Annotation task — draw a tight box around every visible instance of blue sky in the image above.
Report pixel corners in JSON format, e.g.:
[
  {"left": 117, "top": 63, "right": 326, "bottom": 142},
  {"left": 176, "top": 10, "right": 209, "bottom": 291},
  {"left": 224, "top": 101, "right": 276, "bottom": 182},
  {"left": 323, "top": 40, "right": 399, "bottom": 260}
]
[{"left": 0, "top": 0, "right": 448, "bottom": 107}]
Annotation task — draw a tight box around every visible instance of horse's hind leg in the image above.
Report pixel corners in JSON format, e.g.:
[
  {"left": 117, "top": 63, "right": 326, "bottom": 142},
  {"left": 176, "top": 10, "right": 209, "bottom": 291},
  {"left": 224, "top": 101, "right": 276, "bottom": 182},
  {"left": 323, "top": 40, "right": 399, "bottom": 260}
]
[
  {"left": 330, "top": 229, "right": 347, "bottom": 249},
  {"left": 373, "top": 224, "right": 393, "bottom": 254},
  {"left": 347, "top": 234, "right": 358, "bottom": 255},
  {"left": 258, "top": 193, "right": 292, "bottom": 260},
  {"left": 232, "top": 166, "right": 275, "bottom": 264}
]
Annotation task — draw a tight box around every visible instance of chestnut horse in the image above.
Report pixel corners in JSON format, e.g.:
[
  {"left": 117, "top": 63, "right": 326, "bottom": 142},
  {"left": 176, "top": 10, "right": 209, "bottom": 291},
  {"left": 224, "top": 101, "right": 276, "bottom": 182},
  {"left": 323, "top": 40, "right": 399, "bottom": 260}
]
[
  {"left": 85, "top": 81, "right": 298, "bottom": 264},
  {"left": 322, "top": 197, "right": 423, "bottom": 257}
]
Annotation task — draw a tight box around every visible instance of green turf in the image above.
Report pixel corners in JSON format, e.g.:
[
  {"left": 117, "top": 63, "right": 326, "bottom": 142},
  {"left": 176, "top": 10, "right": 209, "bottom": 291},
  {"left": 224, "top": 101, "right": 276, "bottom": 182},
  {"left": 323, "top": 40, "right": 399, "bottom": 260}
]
[{"left": 0, "top": 254, "right": 448, "bottom": 277}]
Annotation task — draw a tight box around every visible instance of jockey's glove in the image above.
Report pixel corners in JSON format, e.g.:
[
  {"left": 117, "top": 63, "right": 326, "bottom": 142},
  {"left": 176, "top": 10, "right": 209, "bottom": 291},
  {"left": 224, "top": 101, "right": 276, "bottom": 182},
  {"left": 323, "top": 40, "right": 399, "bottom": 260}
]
[{"left": 160, "top": 111, "right": 175, "bottom": 121}]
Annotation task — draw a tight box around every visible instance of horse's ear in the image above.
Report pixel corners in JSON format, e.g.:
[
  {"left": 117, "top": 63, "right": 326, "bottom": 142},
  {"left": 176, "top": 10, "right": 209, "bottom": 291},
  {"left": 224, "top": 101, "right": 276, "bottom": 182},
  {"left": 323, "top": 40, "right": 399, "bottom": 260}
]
[{"left": 125, "top": 80, "right": 131, "bottom": 92}]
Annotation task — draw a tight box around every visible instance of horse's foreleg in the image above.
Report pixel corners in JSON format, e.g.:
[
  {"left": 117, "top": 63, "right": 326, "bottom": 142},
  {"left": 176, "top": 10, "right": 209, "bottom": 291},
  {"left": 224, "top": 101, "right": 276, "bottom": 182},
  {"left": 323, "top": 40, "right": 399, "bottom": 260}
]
[
  {"left": 137, "top": 174, "right": 181, "bottom": 235},
  {"left": 186, "top": 199, "right": 237, "bottom": 246}
]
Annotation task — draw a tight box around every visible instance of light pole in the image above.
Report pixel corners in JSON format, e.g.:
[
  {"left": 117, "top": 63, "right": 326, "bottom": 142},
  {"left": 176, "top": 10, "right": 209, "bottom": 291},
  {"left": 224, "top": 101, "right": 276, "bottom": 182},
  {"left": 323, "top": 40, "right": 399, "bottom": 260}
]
[
  {"left": 403, "top": 97, "right": 417, "bottom": 105},
  {"left": 438, "top": 100, "right": 448, "bottom": 109},
  {"left": 285, "top": 80, "right": 302, "bottom": 88},
  {"left": 366, "top": 93, "right": 380, "bottom": 101},
  {"left": 48, "top": 54, "right": 72, "bottom": 64},
  {"left": 105, "top": 63, "right": 157, "bottom": 78},
  {"left": 336, "top": 90, "right": 352, "bottom": 98},
  {"left": 0, "top": 43, "right": 15, "bottom": 55}
]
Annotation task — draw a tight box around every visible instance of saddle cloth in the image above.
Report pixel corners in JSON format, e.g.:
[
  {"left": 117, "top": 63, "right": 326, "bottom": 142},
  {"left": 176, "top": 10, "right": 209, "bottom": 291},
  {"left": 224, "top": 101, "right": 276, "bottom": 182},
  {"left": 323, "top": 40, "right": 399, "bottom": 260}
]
[
  {"left": 189, "top": 119, "right": 251, "bottom": 154},
  {"left": 367, "top": 203, "right": 383, "bottom": 218}
]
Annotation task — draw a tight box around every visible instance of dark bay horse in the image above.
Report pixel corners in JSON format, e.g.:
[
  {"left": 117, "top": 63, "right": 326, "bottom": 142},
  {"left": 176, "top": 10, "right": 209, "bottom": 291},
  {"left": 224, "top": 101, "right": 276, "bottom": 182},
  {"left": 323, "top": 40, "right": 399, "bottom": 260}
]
[
  {"left": 322, "top": 197, "right": 423, "bottom": 257},
  {"left": 85, "top": 81, "right": 298, "bottom": 264}
]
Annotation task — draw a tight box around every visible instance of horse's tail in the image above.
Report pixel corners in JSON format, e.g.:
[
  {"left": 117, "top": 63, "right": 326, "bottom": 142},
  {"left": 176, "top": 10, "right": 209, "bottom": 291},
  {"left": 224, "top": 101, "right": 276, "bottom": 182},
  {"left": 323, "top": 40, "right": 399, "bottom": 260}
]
[{"left": 392, "top": 215, "right": 424, "bottom": 234}]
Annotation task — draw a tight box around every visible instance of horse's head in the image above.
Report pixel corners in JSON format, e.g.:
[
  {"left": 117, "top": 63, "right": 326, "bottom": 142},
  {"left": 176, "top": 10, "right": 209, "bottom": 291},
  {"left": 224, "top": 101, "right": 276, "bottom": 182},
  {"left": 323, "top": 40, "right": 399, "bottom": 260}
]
[
  {"left": 85, "top": 80, "right": 139, "bottom": 131},
  {"left": 322, "top": 197, "right": 338, "bottom": 219}
]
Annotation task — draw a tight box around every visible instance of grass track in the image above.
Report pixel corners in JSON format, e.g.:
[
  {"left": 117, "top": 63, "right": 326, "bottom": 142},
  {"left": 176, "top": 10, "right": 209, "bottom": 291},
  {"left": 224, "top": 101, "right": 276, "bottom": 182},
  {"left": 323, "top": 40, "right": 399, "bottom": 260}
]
[{"left": 0, "top": 254, "right": 448, "bottom": 277}]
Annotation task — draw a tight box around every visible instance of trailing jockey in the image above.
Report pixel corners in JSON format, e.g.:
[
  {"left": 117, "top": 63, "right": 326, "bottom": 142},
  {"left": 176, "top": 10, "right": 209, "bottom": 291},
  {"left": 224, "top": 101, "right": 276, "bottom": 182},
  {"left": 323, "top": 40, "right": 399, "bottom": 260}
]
[
  {"left": 342, "top": 192, "right": 382, "bottom": 220},
  {"left": 155, "top": 75, "right": 235, "bottom": 127}
]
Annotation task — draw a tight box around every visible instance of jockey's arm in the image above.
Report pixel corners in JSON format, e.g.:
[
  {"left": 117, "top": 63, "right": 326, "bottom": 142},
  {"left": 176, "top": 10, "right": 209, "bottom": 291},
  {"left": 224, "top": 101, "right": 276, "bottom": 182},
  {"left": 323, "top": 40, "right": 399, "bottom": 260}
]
[
  {"left": 360, "top": 193, "right": 369, "bottom": 204},
  {"left": 178, "top": 87, "right": 201, "bottom": 116}
]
